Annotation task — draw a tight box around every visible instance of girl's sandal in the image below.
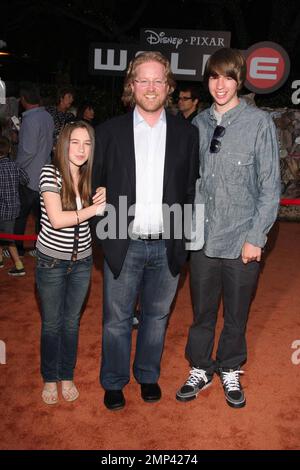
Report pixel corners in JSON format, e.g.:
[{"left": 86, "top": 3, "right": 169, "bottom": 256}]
[
  {"left": 42, "top": 384, "right": 58, "bottom": 405},
  {"left": 62, "top": 382, "right": 79, "bottom": 402}
]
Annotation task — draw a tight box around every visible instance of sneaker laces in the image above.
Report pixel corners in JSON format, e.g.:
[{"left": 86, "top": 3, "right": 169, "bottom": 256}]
[
  {"left": 221, "top": 369, "right": 244, "bottom": 391},
  {"left": 185, "top": 368, "right": 209, "bottom": 387}
]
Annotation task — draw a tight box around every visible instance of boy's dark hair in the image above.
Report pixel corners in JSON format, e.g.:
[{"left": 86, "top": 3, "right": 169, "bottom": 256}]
[
  {"left": 56, "top": 86, "right": 75, "bottom": 105},
  {"left": 0, "top": 136, "right": 11, "bottom": 156},
  {"left": 19, "top": 82, "right": 40, "bottom": 105},
  {"left": 204, "top": 48, "right": 247, "bottom": 91}
]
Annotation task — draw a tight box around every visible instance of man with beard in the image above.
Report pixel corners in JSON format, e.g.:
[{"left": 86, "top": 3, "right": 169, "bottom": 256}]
[{"left": 92, "top": 51, "right": 199, "bottom": 411}]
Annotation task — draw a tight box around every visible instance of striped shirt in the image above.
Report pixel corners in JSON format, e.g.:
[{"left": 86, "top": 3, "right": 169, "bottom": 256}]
[{"left": 36, "top": 164, "right": 92, "bottom": 260}]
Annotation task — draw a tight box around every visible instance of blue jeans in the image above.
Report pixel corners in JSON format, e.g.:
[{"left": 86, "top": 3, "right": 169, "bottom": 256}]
[
  {"left": 100, "top": 239, "right": 179, "bottom": 390},
  {"left": 36, "top": 250, "right": 92, "bottom": 382}
]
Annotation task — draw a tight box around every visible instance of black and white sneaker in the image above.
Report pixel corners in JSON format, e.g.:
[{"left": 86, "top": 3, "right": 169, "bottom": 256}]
[
  {"left": 132, "top": 313, "right": 139, "bottom": 329},
  {"left": 219, "top": 368, "right": 246, "bottom": 408},
  {"left": 8, "top": 267, "right": 26, "bottom": 277},
  {"left": 176, "top": 368, "right": 213, "bottom": 402},
  {"left": 132, "top": 309, "right": 140, "bottom": 329}
]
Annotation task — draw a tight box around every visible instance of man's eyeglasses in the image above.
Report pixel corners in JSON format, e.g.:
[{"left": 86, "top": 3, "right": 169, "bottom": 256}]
[
  {"left": 134, "top": 79, "right": 167, "bottom": 88},
  {"left": 178, "top": 96, "right": 193, "bottom": 101},
  {"left": 210, "top": 125, "right": 226, "bottom": 153}
]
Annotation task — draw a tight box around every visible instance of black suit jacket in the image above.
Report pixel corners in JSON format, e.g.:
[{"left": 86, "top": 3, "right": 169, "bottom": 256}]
[{"left": 92, "top": 110, "right": 199, "bottom": 278}]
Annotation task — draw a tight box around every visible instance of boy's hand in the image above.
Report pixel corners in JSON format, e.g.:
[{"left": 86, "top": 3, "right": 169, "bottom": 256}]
[{"left": 241, "top": 242, "right": 262, "bottom": 264}]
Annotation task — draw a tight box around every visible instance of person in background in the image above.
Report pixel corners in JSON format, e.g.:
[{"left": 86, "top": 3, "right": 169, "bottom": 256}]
[
  {"left": 36, "top": 121, "right": 105, "bottom": 405},
  {"left": 14, "top": 82, "right": 54, "bottom": 257},
  {"left": 0, "top": 136, "right": 28, "bottom": 275},
  {"left": 176, "top": 48, "right": 281, "bottom": 408},
  {"left": 47, "top": 86, "right": 75, "bottom": 145},
  {"left": 92, "top": 51, "right": 199, "bottom": 411},
  {"left": 76, "top": 102, "right": 96, "bottom": 127},
  {"left": 177, "top": 84, "right": 201, "bottom": 122}
]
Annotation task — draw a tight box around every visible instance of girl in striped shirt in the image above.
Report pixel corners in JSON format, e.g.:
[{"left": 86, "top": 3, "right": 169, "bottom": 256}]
[{"left": 36, "top": 121, "right": 105, "bottom": 405}]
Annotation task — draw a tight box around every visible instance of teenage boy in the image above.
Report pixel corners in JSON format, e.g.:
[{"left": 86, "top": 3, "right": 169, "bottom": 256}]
[{"left": 176, "top": 48, "right": 281, "bottom": 408}]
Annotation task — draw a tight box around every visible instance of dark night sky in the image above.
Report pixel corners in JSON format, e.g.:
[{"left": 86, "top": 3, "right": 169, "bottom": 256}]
[{"left": 1, "top": 0, "right": 300, "bottom": 101}]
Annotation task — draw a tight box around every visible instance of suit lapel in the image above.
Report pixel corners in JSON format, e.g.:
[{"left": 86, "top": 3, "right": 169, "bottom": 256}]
[
  {"left": 163, "top": 112, "right": 175, "bottom": 199},
  {"left": 119, "top": 111, "right": 136, "bottom": 194}
]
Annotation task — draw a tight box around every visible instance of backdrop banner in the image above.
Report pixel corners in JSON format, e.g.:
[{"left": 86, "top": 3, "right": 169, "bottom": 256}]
[{"left": 89, "top": 28, "right": 290, "bottom": 93}]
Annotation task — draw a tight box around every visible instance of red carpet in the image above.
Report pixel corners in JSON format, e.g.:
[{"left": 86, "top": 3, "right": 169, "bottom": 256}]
[{"left": 0, "top": 221, "right": 299, "bottom": 450}]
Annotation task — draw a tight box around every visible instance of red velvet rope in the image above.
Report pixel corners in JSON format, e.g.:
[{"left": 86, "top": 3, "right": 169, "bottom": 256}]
[
  {"left": 280, "top": 199, "right": 300, "bottom": 205},
  {"left": 0, "top": 233, "right": 37, "bottom": 240}
]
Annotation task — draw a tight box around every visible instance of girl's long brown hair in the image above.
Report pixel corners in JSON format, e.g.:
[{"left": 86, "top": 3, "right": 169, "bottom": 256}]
[{"left": 53, "top": 120, "right": 95, "bottom": 210}]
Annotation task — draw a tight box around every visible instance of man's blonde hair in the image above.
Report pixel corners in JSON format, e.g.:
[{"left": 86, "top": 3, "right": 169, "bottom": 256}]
[{"left": 122, "top": 51, "right": 176, "bottom": 108}]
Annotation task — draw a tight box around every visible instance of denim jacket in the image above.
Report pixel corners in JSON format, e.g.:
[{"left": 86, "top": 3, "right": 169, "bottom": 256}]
[{"left": 191, "top": 98, "right": 281, "bottom": 258}]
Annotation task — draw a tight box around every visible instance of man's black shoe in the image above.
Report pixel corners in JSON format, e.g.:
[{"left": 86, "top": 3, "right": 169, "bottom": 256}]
[
  {"left": 104, "top": 390, "right": 125, "bottom": 411},
  {"left": 140, "top": 383, "right": 161, "bottom": 402}
]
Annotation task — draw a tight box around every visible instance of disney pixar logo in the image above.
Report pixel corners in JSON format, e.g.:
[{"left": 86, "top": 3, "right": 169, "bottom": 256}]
[{"left": 144, "top": 29, "right": 226, "bottom": 50}]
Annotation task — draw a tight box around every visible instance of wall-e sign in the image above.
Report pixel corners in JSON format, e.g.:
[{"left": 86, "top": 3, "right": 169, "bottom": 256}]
[
  {"left": 89, "top": 30, "right": 290, "bottom": 93},
  {"left": 244, "top": 41, "right": 290, "bottom": 94},
  {"left": 89, "top": 28, "right": 231, "bottom": 82}
]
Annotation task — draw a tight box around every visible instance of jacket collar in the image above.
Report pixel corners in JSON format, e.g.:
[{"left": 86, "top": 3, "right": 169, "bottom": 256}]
[
  {"left": 208, "top": 98, "right": 247, "bottom": 126},
  {"left": 133, "top": 106, "right": 166, "bottom": 128},
  {"left": 22, "top": 106, "right": 45, "bottom": 118}
]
